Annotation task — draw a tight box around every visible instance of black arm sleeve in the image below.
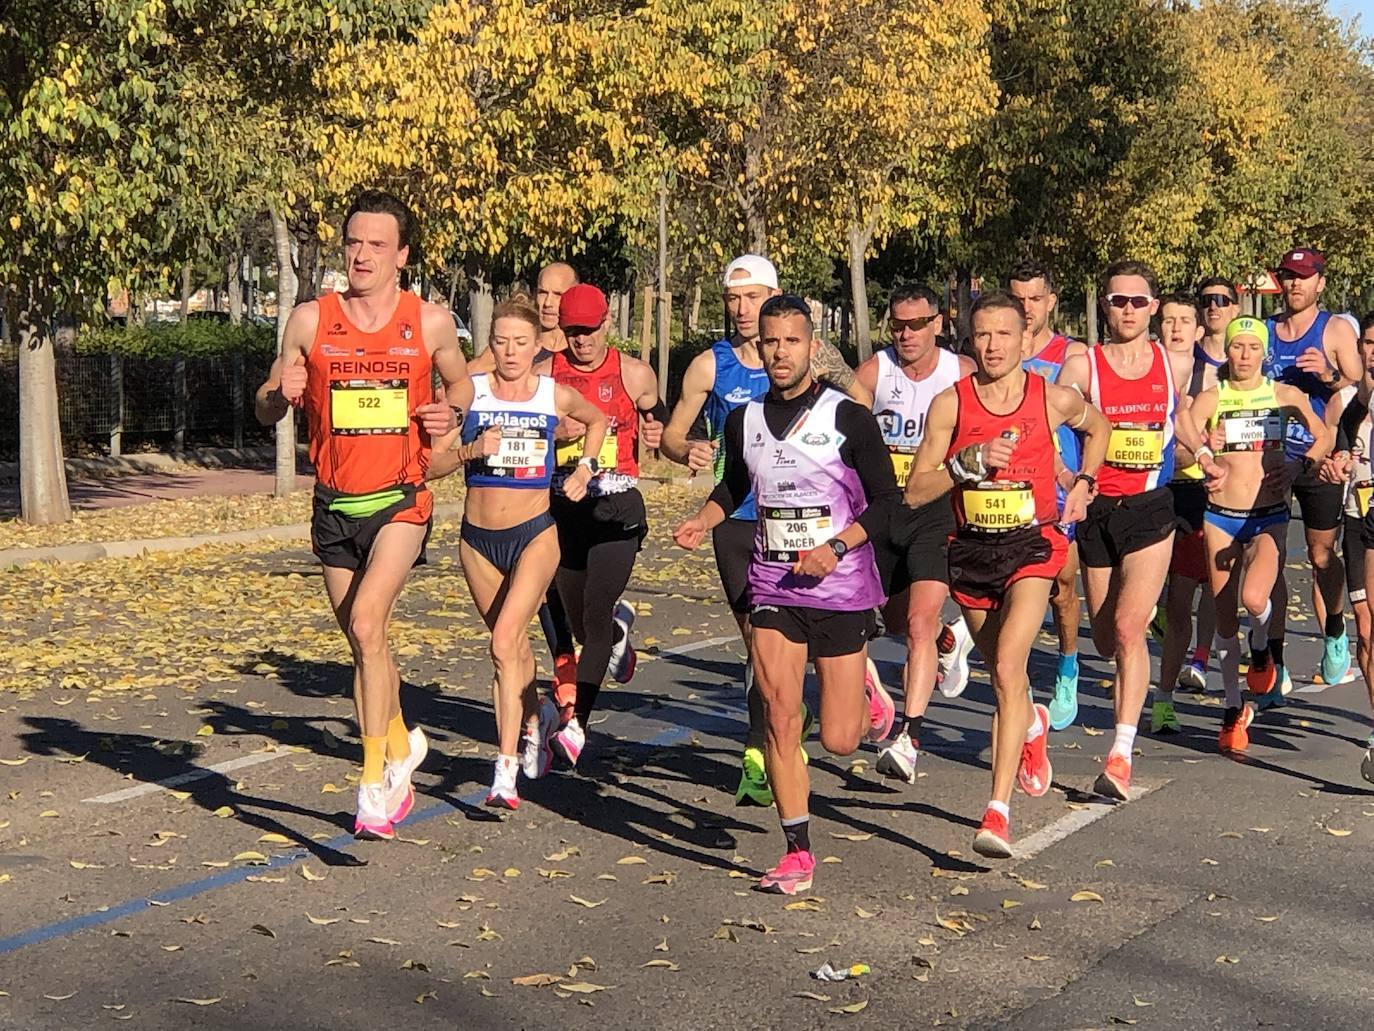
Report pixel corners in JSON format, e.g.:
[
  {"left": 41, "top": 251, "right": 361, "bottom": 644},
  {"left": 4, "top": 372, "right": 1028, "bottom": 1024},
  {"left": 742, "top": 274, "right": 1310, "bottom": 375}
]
[
  {"left": 835, "top": 399, "right": 900, "bottom": 540},
  {"left": 707, "top": 405, "right": 750, "bottom": 514},
  {"left": 1336, "top": 396, "right": 1368, "bottom": 452}
]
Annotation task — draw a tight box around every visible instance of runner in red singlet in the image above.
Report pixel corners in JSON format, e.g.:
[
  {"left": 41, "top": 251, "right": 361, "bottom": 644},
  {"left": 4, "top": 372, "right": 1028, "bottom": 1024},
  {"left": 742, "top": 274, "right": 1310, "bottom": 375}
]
[
  {"left": 255, "top": 190, "right": 471, "bottom": 841},
  {"left": 1057, "top": 260, "right": 1192, "bottom": 802},
  {"left": 907, "top": 291, "right": 1108, "bottom": 857}
]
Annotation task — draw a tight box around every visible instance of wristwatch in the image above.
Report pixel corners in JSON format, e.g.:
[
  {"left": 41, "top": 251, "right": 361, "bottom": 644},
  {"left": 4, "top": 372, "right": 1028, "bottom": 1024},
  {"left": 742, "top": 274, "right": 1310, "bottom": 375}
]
[
  {"left": 578, "top": 456, "right": 600, "bottom": 474},
  {"left": 827, "top": 539, "right": 848, "bottom": 559},
  {"left": 1072, "top": 472, "right": 1096, "bottom": 491}
]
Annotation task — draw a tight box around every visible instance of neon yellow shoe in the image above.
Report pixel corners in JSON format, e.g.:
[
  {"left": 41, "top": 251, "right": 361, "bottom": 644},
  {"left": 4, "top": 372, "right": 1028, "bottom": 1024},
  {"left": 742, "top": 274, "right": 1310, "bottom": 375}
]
[{"left": 735, "top": 746, "right": 773, "bottom": 806}]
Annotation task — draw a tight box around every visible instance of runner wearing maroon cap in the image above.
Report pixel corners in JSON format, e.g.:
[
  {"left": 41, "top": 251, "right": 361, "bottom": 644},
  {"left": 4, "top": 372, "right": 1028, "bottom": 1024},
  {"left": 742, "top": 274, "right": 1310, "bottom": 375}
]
[
  {"left": 546, "top": 283, "right": 666, "bottom": 767},
  {"left": 1265, "top": 246, "right": 1361, "bottom": 693}
]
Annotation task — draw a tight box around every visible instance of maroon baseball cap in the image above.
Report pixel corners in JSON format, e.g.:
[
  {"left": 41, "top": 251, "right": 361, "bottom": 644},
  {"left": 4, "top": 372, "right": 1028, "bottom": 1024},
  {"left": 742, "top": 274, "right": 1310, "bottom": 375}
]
[
  {"left": 558, "top": 284, "right": 609, "bottom": 328},
  {"left": 1277, "top": 247, "right": 1325, "bottom": 278}
]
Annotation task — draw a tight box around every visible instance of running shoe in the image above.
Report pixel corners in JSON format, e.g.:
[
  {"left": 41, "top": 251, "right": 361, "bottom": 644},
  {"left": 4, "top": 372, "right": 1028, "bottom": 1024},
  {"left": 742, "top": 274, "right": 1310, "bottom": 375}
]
[
  {"left": 552, "top": 651, "right": 578, "bottom": 711},
  {"left": 485, "top": 756, "right": 520, "bottom": 810},
  {"left": 1276, "top": 664, "right": 1293, "bottom": 697},
  {"left": 1016, "top": 704, "right": 1053, "bottom": 797},
  {"left": 936, "top": 617, "right": 974, "bottom": 698},
  {"left": 972, "top": 807, "right": 1013, "bottom": 859},
  {"left": 1321, "top": 631, "right": 1352, "bottom": 686},
  {"left": 1178, "top": 659, "right": 1208, "bottom": 693},
  {"left": 551, "top": 716, "right": 586, "bottom": 768},
  {"left": 521, "top": 698, "right": 558, "bottom": 781},
  {"left": 383, "top": 725, "right": 429, "bottom": 824},
  {"left": 607, "top": 600, "right": 637, "bottom": 684},
  {"left": 800, "top": 702, "right": 814, "bottom": 761},
  {"left": 1148, "top": 605, "right": 1167, "bottom": 646},
  {"left": 1246, "top": 648, "right": 1276, "bottom": 694},
  {"left": 1361, "top": 733, "right": 1374, "bottom": 785},
  {"left": 1049, "top": 653, "right": 1079, "bottom": 730},
  {"left": 735, "top": 746, "right": 773, "bottom": 807},
  {"left": 758, "top": 849, "right": 815, "bottom": 895},
  {"left": 864, "top": 658, "right": 895, "bottom": 742},
  {"left": 1092, "top": 753, "right": 1131, "bottom": 801},
  {"left": 1150, "top": 698, "right": 1181, "bottom": 735},
  {"left": 1218, "top": 703, "right": 1255, "bottom": 754},
  {"left": 354, "top": 782, "right": 394, "bottom": 841},
  {"left": 876, "top": 731, "right": 919, "bottom": 784}
]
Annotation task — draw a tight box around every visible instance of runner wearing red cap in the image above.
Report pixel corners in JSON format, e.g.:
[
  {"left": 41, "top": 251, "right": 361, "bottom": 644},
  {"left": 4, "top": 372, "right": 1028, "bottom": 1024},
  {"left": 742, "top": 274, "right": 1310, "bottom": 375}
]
[
  {"left": 1264, "top": 247, "right": 1362, "bottom": 694},
  {"left": 255, "top": 189, "right": 471, "bottom": 840},
  {"left": 547, "top": 283, "right": 666, "bottom": 767}
]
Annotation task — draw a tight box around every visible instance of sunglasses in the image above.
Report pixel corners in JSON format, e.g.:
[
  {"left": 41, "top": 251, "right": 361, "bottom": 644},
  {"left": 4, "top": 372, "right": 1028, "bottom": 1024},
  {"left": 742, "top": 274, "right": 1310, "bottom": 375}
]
[
  {"left": 1104, "top": 293, "right": 1153, "bottom": 310},
  {"left": 888, "top": 314, "right": 940, "bottom": 333},
  {"left": 1199, "top": 293, "right": 1237, "bottom": 308},
  {"left": 562, "top": 325, "right": 600, "bottom": 337}
]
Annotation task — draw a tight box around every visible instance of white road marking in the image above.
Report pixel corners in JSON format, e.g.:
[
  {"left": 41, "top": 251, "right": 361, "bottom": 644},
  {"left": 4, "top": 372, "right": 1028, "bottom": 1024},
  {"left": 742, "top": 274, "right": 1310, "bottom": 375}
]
[
  {"left": 1013, "top": 781, "right": 1164, "bottom": 861},
  {"left": 84, "top": 636, "right": 742, "bottom": 806},
  {"left": 83, "top": 751, "right": 290, "bottom": 804}
]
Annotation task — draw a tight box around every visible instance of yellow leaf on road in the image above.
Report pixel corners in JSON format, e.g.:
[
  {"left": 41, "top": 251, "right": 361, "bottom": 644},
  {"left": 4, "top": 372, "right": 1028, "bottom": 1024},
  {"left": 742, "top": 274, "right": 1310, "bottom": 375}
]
[{"left": 1070, "top": 891, "right": 1104, "bottom": 903}]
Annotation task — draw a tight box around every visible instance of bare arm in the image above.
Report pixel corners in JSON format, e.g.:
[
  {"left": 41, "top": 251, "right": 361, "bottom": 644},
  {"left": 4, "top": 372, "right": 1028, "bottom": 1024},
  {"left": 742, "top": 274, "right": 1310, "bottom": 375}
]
[
  {"left": 812, "top": 340, "right": 871, "bottom": 406},
  {"left": 1326, "top": 315, "right": 1361, "bottom": 388},
  {"left": 254, "top": 301, "right": 318, "bottom": 425},
  {"left": 422, "top": 302, "right": 473, "bottom": 454},
  {"left": 661, "top": 348, "right": 717, "bottom": 465},
  {"left": 903, "top": 388, "right": 958, "bottom": 508},
  {"left": 1055, "top": 351, "right": 1092, "bottom": 396},
  {"left": 1277, "top": 384, "right": 1332, "bottom": 465}
]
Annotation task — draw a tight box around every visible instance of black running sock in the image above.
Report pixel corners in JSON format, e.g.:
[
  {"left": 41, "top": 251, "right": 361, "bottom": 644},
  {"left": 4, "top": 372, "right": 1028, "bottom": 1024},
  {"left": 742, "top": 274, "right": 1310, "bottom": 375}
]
[
  {"left": 1269, "top": 639, "right": 1285, "bottom": 667},
  {"left": 781, "top": 816, "right": 811, "bottom": 855},
  {"left": 898, "top": 714, "right": 924, "bottom": 742},
  {"left": 1324, "top": 613, "right": 1347, "bottom": 638},
  {"left": 745, "top": 679, "right": 766, "bottom": 751},
  {"left": 573, "top": 681, "right": 600, "bottom": 728}
]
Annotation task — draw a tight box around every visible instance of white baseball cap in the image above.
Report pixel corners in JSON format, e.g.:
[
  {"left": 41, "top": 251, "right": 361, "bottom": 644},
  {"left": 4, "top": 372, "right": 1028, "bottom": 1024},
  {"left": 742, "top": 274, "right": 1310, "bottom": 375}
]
[{"left": 723, "top": 254, "right": 778, "bottom": 290}]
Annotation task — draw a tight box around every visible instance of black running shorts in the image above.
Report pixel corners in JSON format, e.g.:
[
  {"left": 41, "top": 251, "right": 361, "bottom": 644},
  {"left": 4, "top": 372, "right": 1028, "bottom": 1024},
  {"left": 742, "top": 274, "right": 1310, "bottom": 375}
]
[
  {"left": 750, "top": 604, "right": 877, "bottom": 659},
  {"left": 874, "top": 498, "right": 954, "bottom": 596},
  {"left": 550, "top": 488, "right": 648, "bottom": 571},
  {"left": 712, "top": 516, "right": 755, "bottom": 615},
  {"left": 1077, "top": 486, "right": 1176, "bottom": 569}
]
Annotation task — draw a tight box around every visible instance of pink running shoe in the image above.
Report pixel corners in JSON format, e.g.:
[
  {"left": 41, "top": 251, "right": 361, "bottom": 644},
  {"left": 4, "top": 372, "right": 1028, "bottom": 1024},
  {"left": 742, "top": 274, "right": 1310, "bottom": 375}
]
[
  {"left": 383, "top": 725, "right": 429, "bottom": 824},
  {"left": 1016, "top": 704, "right": 1053, "bottom": 798},
  {"left": 484, "top": 756, "right": 521, "bottom": 810},
  {"left": 354, "top": 783, "right": 394, "bottom": 841},
  {"left": 551, "top": 716, "right": 585, "bottom": 768},
  {"left": 864, "top": 658, "right": 895, "bottom": 743},
  {"left": 758, "top": 849, "right": 816, "bottom": 895}
]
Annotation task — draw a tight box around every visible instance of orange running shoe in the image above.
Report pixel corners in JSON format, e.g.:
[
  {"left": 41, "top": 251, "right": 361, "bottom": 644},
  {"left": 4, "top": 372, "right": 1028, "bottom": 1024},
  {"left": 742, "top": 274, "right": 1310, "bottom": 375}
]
[
  {"left": 552, "top": 651, "right": 577, "bottom": 714},
  {"left": 1092, "top": 752, "right": 1131, "bottom": 801},
  {"left": 1245, "top": 648, "right": 1275, "bottom": 695},
  {"left": 972, "top": 807, "right": 1013, "bottom": 859},
  {"left": 1218, "top": 703, "right": 1254, "bottom": 754}
]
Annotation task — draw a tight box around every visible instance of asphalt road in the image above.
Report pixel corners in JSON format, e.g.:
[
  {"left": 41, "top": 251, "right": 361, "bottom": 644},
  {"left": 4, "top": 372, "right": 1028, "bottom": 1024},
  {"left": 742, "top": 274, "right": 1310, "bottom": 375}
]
[{"left": 2, "top": 522, "right": 1373, "bottom": 1030}]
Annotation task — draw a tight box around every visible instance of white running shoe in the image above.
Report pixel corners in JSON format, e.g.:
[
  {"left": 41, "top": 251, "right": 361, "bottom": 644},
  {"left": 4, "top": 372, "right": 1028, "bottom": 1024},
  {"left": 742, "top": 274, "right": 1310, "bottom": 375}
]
[
  {"left": 354, "top": 782, "right": 394, "bottom": 840},
  {"left": 607, "top": 600, "right": 637, "bottom": 683},
  {"left": 382, "top": 725, "right": 429, "bottom": 824},
  {"left": 936, "top": 617, "right": 974, "bottom": 698},
  {"left": 876, "top": 731, "right": 919, "bottom": 784},
  {"left": 485, "top": 755, "right": 520, "bottom": 810},
  {"left": 551, "top": 716, "right": 586, "bottom": 768},
  {"left": 522, "top": 699, "right": 558, "bottom": 781},
  {"left": 1177, "top": 660, "right": 1207, "bottom": 693}
]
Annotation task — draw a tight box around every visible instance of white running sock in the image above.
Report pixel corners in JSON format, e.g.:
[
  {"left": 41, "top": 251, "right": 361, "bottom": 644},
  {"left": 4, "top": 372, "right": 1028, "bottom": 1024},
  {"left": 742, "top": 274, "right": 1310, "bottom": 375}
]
[
  {"left": 987, "top": 799, "right": 1010, "bottom": 819},
  {"left": 1216, "top": 633, "right": 1243, "bottom": 708},
  {"left": 1110, "top": 723, "right": 1137, "bottom": 759},
  {"left": 1024, "top": 706, "right": 1045, "bottom": 742},
  {"left": 1249, "top": 600, "right": 1273, "bottom": 652}
]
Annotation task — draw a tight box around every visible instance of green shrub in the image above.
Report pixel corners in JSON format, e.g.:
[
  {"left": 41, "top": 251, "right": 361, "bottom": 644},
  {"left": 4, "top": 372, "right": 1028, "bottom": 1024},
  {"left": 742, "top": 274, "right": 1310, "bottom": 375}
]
[{"left": 76, "top": 320, "right": 276, "bottom": 358}]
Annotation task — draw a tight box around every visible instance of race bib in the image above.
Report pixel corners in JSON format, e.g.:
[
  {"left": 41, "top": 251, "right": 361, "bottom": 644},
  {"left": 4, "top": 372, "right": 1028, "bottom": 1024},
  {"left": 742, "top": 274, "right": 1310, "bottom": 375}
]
[
  {"left": 762, "top": 505, "right": 833, "bottom": 562},
  {"left": 486, "top": 428, "right": 549, "bottom": 478},
  {"left": 1219, "top": 410, "right": 1282, "bottom": 452},
  {"left": 331, "top": 380, "right": 408, "bottom": 435},
  {"left": 556, "top": 434, "right": 620, "bottom": 470},
  {"left": 889, "top": 449, "right": 915, "bottom": 486},
  {"left": 1356, "top": 483, "right": 1373, "bottom": 518},
  {"left": 963, "top": 482, "right": 1035, "bottom": 532},
  {"left": 1105, "top": 423, "right": 1164, "bottom": 469}
]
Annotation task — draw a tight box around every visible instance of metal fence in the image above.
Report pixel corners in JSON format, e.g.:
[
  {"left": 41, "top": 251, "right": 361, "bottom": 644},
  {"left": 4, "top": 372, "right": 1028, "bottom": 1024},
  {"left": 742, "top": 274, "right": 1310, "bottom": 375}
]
[{"left": 0, "top": 345, "right": 280, "bottom": 460}]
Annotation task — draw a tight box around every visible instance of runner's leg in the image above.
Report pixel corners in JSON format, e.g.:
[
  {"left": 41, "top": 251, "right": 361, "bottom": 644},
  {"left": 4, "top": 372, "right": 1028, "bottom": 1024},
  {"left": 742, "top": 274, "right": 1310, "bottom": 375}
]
[
  {"left": 563, "top": 535, "right": 639, "bottom": 727},
  {"left": 988, "top": 577, "right": 1055, "bottom": 805},
  {"left": 1204, "top": 520, "right": 1253, "bottom": 752},
  {"left": 753, "top": 627, "right": 809, "bottom": 817}
]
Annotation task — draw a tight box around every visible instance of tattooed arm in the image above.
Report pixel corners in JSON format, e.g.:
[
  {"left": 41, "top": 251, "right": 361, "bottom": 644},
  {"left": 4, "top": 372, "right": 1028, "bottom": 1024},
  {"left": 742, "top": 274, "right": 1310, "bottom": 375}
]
[{"left": 812, "top": 340, "right": 873, "bottom": 407}]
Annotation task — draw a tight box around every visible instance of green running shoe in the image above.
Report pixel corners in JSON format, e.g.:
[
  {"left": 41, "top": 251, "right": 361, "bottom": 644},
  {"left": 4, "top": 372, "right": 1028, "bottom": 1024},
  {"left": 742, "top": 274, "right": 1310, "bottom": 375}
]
[
  {"left": 1148, "top": 606, "right": 1168, "bottom": 647},
  {"left": 734, "top": 746, "right": 773, "bottom": 807},
  {"left": 1149, "top": 698, "right": 1181, "bottom": 735}
]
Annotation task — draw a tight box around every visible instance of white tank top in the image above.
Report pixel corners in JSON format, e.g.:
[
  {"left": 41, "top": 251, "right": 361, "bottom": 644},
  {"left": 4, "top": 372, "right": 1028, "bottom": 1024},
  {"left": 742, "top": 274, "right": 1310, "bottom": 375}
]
[{"left": 872, "top": 346, "right": 962, "bottom": 482}]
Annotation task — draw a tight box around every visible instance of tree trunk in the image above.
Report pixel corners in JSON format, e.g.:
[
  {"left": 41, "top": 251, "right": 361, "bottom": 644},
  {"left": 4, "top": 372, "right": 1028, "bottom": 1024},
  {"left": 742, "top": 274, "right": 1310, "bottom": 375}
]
[
  {"left": 1086, "top": 282, "right": 1099, "bottom": 346},
  {"left": 618, "top": 281, "right": 632, "bottom": 338},
  {"left": 639, "top": 285, "right": 654, "bottom": 361},
  {"left": 467, "top": 261, "right": 493, "bottom": 354},
  {"left": 742, "top": 137, "right": 767, "bottom": 256},
  {"left": 18, "top": 283, "right": 71, "bottom": 524},
  {"left": 846, "top": 223, "right": 874, "bottom": 362},
  {"left": 227, "top": 247, "right": 244, "bottom": 325},
  {"left": 687, "top": 283, "right": 701, "bottom": 335},
  {"left": 839, "top": 303, "right": 850, "bottom": 348},
  {"left": 269, "top": 207, "right": 298, "bottom": 498},
  {"left": 179, "top": 262, "right": 192, "bottom": 324},
  {"left": 955, "top": 267, "right": 973, "bottom": 353},
  {"left": 295, "top": 229, "right": 320, "bottom": 305},
  {"left": 656, "top": 178, "right": 671, "bottom": 402},
  {"left": 447, "top": 263, "right": 462, "bottom": 310}
]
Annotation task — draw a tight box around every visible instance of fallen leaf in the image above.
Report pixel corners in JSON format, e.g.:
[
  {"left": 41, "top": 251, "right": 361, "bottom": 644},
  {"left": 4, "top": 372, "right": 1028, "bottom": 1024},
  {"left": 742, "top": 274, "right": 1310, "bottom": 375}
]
[
  {"left": 559, "top": 982, "right": 609, "bottom": 994},
  {"left": 257, "top": 833, "right": 291, "bottom": 845},
  {"left": 1070, "top": 891, "right": 1104, "bottom": 903},
  {"left": 1094, "top": 859, "right": 1115, "bottom": 868},
  {"left": 174, "top": 997, "right": 222, "bottom": 1006},
  {"left": 828, "top": 1000, "right": 869, "bottom": 1015},
  {"left": 211, "top": 806, "right": 234, "bottom": 819},
  {"left": 160, "top": 945, "right": 183, "bottom": 952},
  {"left": 320, "top": 783, "right": 343, "bottom": 794},
  {"left": 1325, "top": 827, "right": 1353, "bottom": 837},
  {"left": 785, "top": 899, "right": 823, "bottom": 912},
  {"left": 712, "top": 926, "right": 740, "bottom": 942},
  {"left": 1257, "top": 915, "right": 1280, "bottom": 923},
  {"left": 828, "top": 832, "right": 872, "bottom": 842},
  {"left": 512, "top": 973, "right": 564, "bottom": 987},
  {"left": 69, "top": 860, "right": 106, "bottom": 870},
  {"left": 1133, "top": 996, "right": 1154, "bottom": 1007},
  {"left": 250, "top": 924, "right": 276, "bottom": 939},
  {"left": 641, "top": 960, "right": 679, "bottom": 970},
  {"left": 568, "top": 895, "right": 605, "bottom": 908},
  {"left": 233, "top": 851, "right": 268, "bottom": 863},
  {"left": 0, "top": 757, "right": 29, "bottom": 766},
  {"left": 1001, "top": 899, "right": 1022, "bottom": 910},
  {"left": 306, "top": 914, "right": 341, "bottom": 926},
  {"left": 654, "top": 938, "right": 669, "bottom": 952},
  {"left": 367, "top": 937, "right": 402, "bottom": 946},
  {"left": 537, "top": 868, "right": 573, "bottom": 879},
  {"left": 43, "top": 992, "right": 78, "bottom": 1001},
  {"left": 1025, "top": 954, "right": 1050, "bottom": 962},
  {"left": 196, "top": 725, "right": 214, "bottom": 737},
  {"left": 1215, "top": 955, "right": 1239, "bottom": 964},
  {"left": 795, "top": 990, "right": 831, "bottom": 1001},
  {"left": 416, "top": 991, "right": 437, "bottom": 1004},
  {"left": 300, "top": 866, "right": 325, "bottom": 882},
  {"left": 615, "top": 855, "right": 648, "bottom": 865},
  {"left": 854, "top": 907, "right": 878, "bottom": 919}
]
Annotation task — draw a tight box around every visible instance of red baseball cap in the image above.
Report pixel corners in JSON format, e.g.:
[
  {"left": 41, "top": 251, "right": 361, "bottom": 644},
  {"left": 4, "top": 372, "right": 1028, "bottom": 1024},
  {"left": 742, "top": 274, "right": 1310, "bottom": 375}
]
[
  {"left": 1277, "top": 247, "right": 1325, "bottom": 278},
  {"left": 558, "top": 284, "right": 609, "bottom": 328}
]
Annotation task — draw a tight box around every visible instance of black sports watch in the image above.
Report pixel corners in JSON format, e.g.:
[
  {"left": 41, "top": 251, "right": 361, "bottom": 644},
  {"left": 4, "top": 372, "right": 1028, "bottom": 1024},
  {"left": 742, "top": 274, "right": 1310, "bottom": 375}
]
[
  {"left": 1072, "top": 472, "right": 1097, "bottom": 491},
  {"left": 827, "top": 539, "right": 848, "bottom": 559}
]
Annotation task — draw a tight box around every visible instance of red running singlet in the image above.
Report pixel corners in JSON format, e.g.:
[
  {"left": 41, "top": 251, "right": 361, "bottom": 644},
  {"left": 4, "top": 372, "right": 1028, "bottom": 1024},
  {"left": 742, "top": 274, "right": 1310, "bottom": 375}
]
[{"left": 1087, "top": 342, "right": 1177, "bottom": 496}]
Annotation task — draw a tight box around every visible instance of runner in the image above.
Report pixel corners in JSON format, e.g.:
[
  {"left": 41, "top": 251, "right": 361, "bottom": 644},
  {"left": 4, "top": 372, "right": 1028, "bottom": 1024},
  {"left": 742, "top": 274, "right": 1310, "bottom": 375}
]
[
  {"left": 672, "top": 295, "right": 898, "bottom": 895},
  {"left": 661, "top": 255, "right": 868, "bottom": 805},
  {"left": 1011, "top": 262, "right": 1088, "bottom": 730},
  {"left": 1057, "top": 260, "right": 1192, "bottom": 800},
  {"left": 856, "top": 284, "right": 973, "bottom": 783},
  {"left": 1176, "top": 317, "right": 1330, "bottom": 753},
  {"left": 1318, "top": 314, "right": 1374, "bottom": 781},
  {"left": 254, "top": 189, "right": 471, "bottom": 839},
  {"left": 1152, "top": 291, "right": 1216, "bottom": 733},
  {"left": 429, "top": 295, "right": 607, "bottom": 807},
  {"left": 905, "top": 290, "right": 1108, "bottom": 856},
  {"left": 547, "top": 283, "right": 665, "bottom": 768},
  {"left": 1264, "top": 247, "right": 1361, "bottom": 691}
]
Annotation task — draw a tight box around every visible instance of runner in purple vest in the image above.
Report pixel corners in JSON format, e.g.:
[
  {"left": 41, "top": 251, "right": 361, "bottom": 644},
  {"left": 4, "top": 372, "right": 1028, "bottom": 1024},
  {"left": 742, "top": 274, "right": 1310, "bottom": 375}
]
[{"left": 673, "top": 295, "right": 899, "bottom": 896}]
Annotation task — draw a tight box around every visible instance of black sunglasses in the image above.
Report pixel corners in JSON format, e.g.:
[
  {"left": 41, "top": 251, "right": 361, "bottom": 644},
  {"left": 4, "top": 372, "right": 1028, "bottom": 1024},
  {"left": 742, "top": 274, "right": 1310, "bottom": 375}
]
[
  {"left": 1199, "top": 293, "right": 1237, "bottom": 308},
  {"left": 889, "top": 315, "right": 940, "bottom": 333},
  {"left": 1104, "top": 293, "right": 1152, "bottom": 310}
]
